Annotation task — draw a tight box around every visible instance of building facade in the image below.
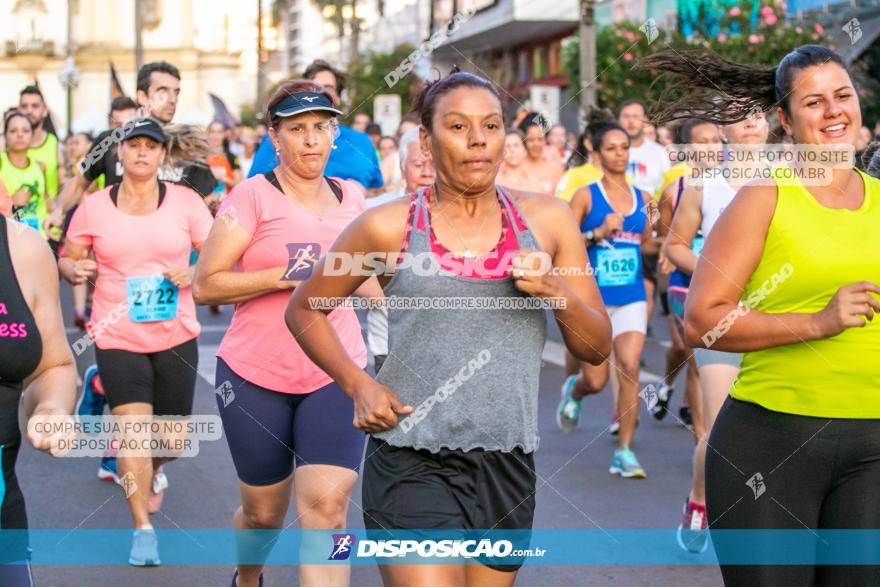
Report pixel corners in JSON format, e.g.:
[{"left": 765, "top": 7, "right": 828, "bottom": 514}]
[{"left": 0, "top": 0, "right": 283, "bottom": 135}]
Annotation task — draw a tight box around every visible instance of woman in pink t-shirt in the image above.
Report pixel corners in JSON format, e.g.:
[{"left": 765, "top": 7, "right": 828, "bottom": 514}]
[
  {"left": 193, "top": 79, "right": 374, "bottom": 587},
  {"left": 60, "top": 118, "right": 213, "bottom": 567}
]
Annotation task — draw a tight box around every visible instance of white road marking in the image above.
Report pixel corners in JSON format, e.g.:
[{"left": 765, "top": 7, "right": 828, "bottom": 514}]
[{"left": 198, "top": 344, "right": 220, "bottom": 385}]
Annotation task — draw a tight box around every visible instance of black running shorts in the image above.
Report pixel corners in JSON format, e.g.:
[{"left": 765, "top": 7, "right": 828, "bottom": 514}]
[
  {"left": 95, "top": 338, "right": 198, "bottom": 415},
  {"left": 362, "top": 437, "right": 536, "bottom": 572}
]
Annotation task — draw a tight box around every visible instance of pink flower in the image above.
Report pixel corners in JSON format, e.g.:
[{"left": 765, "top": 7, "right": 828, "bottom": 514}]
[
  {"left": 764, "top": 14, "right": 777, "bottom": 25},
  {"left": 748, "top": 34, "right": 760, "bottom": 44},
  {"left": 624, "top": 79, "right": 633, "bottom": 86},
  {"left": 814, "top": 23, "right": 824, "bottom": 33},
  {"left": 623, "top": 53, "right": 633, "bottom": 62},
  {"left": 718, "top": 33, "right": 728, "bottom": 42},
  {"left": 623, "top": 31, "right": 636, "bottom": 41},
  {"left": 729, "top": 6, "right": 741, "bottom": 16},
  {"left": 795, "top": 26, "right": 803, "bottom": 34},
  {"left": 760, "top": 5, "right": 774, "bottom": 16}
]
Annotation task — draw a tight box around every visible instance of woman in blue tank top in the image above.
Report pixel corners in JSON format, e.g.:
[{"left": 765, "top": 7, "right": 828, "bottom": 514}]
[{"left": 559, "top": 111, "right": 659, "bottom": 479}]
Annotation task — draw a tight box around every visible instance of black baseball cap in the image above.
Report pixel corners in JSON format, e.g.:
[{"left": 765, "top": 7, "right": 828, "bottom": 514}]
[
  {"left": 271, "top": 92, "right": 343, "bottom": 118},
  {"left": 122, "top": 117, "right": 166, "bottom": 144}
]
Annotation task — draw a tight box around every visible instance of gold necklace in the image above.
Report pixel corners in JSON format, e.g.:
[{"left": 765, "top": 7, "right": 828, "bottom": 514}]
[{"left": 432, "top": 185, "right": 498, "bottom": 257}]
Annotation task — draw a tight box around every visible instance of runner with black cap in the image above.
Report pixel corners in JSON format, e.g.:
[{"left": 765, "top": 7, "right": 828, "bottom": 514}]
[
  {"left": 59, "top": 117, "right": 213, "bottom": 567},
  {"left": 47, "top": 62, "right": 218, "bottom": 488}
]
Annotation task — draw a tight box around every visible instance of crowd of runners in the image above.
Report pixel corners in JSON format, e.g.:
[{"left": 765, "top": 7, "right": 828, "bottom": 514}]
[{"left": 1, "top": 41, "right": 880, "bottom": 587}]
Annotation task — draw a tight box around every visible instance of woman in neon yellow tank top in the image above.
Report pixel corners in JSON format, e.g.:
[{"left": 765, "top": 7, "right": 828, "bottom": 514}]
[
  {"left": 1, "top": 112, "right": 48, "bottom": 236},
  {"left": 642, "top": 45, "right": 880, "bottom": 586}
]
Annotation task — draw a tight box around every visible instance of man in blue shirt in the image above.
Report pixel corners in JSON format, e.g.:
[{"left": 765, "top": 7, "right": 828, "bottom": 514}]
[{"left": 249, "top": 60, "right": 384, "bottom": 192}]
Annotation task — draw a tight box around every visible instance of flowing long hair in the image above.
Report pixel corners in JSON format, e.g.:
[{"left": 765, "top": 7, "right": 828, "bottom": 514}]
[
  {"left": 163, "top": 124, "right": 212, "bottom": 168},
  {"left": 635, "top": 45, "right": 848, "bottom": 126}
]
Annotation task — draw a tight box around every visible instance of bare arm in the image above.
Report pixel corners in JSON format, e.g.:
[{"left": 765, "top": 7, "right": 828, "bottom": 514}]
[
  {"left": 35, "top": 161, "right": 54, "bottom": 213},
  {"left": 45, "top": 174, "right": 88, "bottom": 232},
  {"left": 58, "top": 173, "right": 88, "bottom": 213},
  {"left": 354, "top": 276, "right": 384, "bottom": 299},
  {"left": 684, "top": 183, "right": 880, "bottom": 351},
  {"left": 656, "top": 181, "right": 677, "bottom": 274},
  {"left": 192, "top": 214, "right": 295, "bottom": 305},
  {"left": 287, "top": 204, "right": 413, "bottom": 433},
  {"left": 640, "top": 191, "right": 661, "bottom": 255},
  {"left": 14, "top": 229, "right": 77, "bottom": 453},
  {"left": 656, "top": 181, "right": 676, "bottom": 239},
  {"left": 665, "top": 185, "right": 703, "bottom": 275},
  {"left": 287, "top": 209, "right": 390, "bottom": 392},
  {"left": 517, "top": 195, "right": 611, "bottom": 364},
  {"left": 58, "top": 240, "right": 97, "bottom": 286},
  {"left": 568, "top": 186, "right": 592, "bottom": 246}
]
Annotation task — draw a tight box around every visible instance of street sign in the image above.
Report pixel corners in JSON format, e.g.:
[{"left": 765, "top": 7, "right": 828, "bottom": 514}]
[
  {"left": 529, "top": 85, "right": 561, "bottom": 128},
  {"left": 373, "top": 94, "right": 402, "bottom": 137}
]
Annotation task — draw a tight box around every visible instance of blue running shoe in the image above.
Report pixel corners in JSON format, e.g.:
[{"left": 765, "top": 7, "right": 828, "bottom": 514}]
[
  {"left": 609, "top": 446, "right": 646, "bottom": 478},
  {"left": 129, "top": 529, "right": 160, "bottom": 566},
  {"left": 76, "top": 365, "right": 106, "bottom": 419},
  {"left": 556, "top": 375, "right": 582, "bottom": 433},
  {"left": 98, "top": 456, "right": 119, "bottom": 483}
]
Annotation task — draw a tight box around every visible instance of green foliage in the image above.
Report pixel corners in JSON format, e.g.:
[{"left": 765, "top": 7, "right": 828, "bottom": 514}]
[
  {"left": 346, "top": 44, "right": 421, "bottom": 116},
  {"left": 854, "top": 40, "right": 880, "bottom": 128},
  {"left": 239, "top": 103, "right": 259, "bottom": 128},
  {"left": 564, "top": 0, "right": 834, "bottom": 110}
]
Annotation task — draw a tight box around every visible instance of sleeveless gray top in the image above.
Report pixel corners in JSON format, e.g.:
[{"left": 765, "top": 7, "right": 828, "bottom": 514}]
[{"left": 375, "top": 186, "right": 547, "bottom": 453}]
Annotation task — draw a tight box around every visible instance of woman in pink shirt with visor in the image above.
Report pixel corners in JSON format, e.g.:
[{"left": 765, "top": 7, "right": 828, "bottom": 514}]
[{"left": 193, "top": 79, "right": 377, "bottom": 587}]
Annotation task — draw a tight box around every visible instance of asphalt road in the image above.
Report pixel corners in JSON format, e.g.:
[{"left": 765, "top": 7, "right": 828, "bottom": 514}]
[{"left": 16, "top": 285, "right": 723, "bottom": 586}]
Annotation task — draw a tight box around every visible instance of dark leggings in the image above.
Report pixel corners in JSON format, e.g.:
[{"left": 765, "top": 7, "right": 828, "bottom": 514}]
[
  {"left": 95, "top": 338, "right": 198, "bottom": 414},
  {"left": 0, "top": 562, "right": 32, "bottom": 587},
  {"left": 707, "top": 397, "right": 880, "bottom": 587}
]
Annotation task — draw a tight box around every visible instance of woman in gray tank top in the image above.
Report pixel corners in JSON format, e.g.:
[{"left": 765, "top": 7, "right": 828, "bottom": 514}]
[{"left": 286, "top": 69, "right": 611, "bottom": 586}]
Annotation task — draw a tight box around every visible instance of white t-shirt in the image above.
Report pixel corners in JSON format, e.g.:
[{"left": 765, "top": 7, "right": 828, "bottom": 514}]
[
  {"left": 365, "top": 185, "right": 406, "bottom": 357},
  {"left": 700, "top": 173, "right": 736, "bottom": 236},
  {"left": 366, "top": 186, "right": 405, "bottom": 209},
  {"left": 627, "top": 138, "right": 669, "bottom": 196}
]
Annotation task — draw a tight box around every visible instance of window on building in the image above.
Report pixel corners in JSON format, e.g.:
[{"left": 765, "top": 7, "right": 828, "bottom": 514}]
[
  {"left": 517, "top": 50, "right": 530, "bottom": 84},
  {"left": 533, "top": 46, "right": 546, "bottom": 80},
  {"left": 432, "top": 0, "right": 455, "bottom": 34},
  {"left": 548, "top": 41, "right": 561, "bottom": 76}
]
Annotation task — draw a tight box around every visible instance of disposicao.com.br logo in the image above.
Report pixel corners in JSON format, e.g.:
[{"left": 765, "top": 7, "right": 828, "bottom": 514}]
[
  {"left": 329, "top": 533, "right": 357, "bottom": 561},
  {"left": 329, "top": 535, "right": 530, "bottom": 560}
]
